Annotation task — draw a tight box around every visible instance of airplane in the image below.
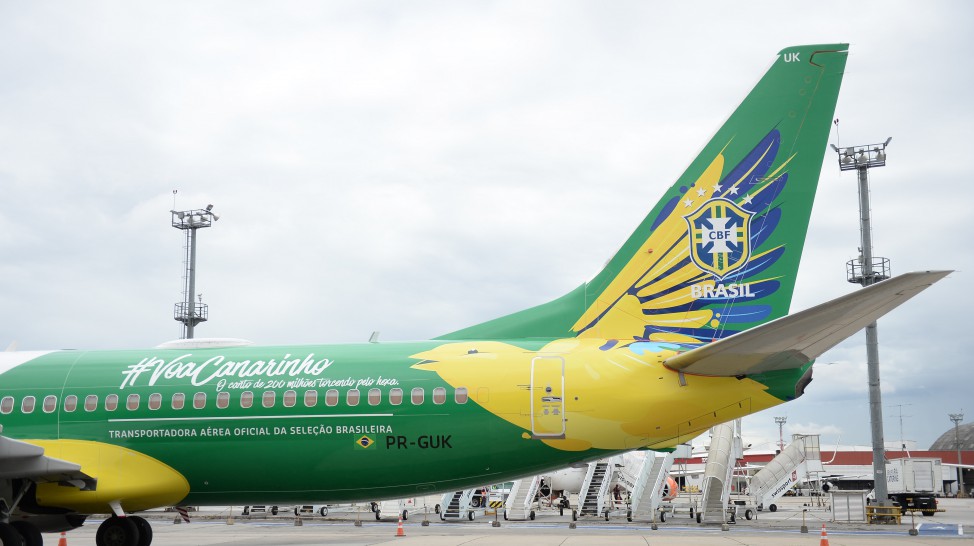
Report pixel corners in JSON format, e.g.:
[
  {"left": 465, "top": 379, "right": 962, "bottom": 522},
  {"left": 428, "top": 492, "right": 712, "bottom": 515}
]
[{"left": 0, "top": 43, "right": 951, "bottom": 546}]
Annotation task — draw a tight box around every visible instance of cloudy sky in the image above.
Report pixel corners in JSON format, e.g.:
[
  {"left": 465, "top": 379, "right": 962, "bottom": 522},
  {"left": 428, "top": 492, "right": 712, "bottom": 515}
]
[{"left": 1, "top": 1, "right": 970, "bottom": 451}]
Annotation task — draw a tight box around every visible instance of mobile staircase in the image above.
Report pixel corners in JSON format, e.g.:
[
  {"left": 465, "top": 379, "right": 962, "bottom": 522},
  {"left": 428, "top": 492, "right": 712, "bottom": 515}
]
[
  {"left": 626, "top": 451, "right": 677, "bottom": 522},
  {"left": 503, "top": 475, "right": 542, "bottom": 520},
  {"left": 697, "top": 420, "right": 743, "bottom": 525},
  {"left": 749, "top": 434, "right": 823, "bottom": 514},
  {"left": 578, "top": 459, "right": 615, "bottom": 519},
  {"left": 439, "top": 488, "right": 478, "bottom": 521}
]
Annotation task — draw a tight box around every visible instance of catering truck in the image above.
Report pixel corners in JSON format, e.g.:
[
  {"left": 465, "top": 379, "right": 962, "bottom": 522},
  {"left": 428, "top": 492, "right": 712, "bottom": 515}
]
[{"left": 885, "top": 458, "right": 942, "bottom": 516}]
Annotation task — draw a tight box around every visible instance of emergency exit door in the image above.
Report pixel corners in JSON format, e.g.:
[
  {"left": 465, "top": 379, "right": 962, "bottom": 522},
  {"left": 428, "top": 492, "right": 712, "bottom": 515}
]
[{"left": 530, "top": 356, "right": 565, "bottom": 439}]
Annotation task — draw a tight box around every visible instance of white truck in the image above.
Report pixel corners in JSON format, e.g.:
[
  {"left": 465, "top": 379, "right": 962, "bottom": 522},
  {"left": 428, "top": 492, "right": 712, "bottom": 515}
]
[{"left": 884, "top": 458, "right": 942, "bottom": 516}]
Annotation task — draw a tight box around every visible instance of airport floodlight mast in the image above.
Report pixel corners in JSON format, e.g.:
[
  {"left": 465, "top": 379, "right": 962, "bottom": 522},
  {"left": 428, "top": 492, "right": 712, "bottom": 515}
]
[
  {"left": 831, "top": 137, "right": 893, "bottom": 506},
  {"left": 950, "top": 413, "right": 966, "bottom": 497},
  {"left": 775, "top": 416, "right": 787, "bottom": 452},
  {"left": 171, "top": 204, "right": 219, "bottom": 339}
]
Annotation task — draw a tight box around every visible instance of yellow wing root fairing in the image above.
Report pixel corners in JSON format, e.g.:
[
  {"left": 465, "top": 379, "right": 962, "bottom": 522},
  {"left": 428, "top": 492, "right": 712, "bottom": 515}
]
[{"left": 28, "top": 439, "right": 190, "bottom": 514}]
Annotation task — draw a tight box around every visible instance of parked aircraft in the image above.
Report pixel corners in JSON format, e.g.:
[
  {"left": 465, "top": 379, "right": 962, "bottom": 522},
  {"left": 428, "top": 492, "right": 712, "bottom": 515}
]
[{"left": 0, "top": 43, "right": 949, "bottom": 546}]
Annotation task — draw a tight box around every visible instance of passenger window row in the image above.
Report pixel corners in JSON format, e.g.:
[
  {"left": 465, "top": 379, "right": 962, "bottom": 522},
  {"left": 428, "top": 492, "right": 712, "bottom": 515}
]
[{"left": 0, "top": 386, "right": 469, "bottom": 415}]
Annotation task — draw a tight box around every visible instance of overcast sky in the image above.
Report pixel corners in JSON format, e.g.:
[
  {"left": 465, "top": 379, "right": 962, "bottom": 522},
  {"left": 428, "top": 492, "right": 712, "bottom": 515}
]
[{"left": 1, "top": 1, "right": 970, "bottom": 452}]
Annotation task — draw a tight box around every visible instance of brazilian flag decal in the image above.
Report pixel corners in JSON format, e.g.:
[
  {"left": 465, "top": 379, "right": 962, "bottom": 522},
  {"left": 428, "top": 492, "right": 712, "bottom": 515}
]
[{"left": 355, "top": 435, "right": 374, "bottom": 449}]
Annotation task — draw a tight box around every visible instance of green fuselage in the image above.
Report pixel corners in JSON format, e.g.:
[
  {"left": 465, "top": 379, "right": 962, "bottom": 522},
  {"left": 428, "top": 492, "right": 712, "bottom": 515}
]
[
  {"left": 0, "top": 339, "right": 801, "bottom": 508},
  {"left": 1, "top": 342, "right": 598, "bottom": 506}
]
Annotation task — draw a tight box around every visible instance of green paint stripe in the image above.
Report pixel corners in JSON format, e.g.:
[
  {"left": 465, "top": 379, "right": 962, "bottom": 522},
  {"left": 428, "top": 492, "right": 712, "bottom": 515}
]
[{"left": 108, "top": 413, "right": 394, "bottom": 423}]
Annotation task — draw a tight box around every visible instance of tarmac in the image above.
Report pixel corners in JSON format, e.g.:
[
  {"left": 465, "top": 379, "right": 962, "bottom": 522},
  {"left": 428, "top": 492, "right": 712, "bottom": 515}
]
[{"left": 59, "top": 497, "right": 973, "bottom": 545}]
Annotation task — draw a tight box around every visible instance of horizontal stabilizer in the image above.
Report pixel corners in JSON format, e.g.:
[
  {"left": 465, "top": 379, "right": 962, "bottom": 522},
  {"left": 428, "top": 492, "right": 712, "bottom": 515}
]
[{"left": 663, "top": 270, "right": 951, "bottom": 376}]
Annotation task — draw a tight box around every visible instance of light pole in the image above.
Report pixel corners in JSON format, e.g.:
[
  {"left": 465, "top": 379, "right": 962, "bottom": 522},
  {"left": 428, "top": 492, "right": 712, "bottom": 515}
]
[
  {"left": 775, "top": 416, "right": 787, "bottom": 453},
  {"left": 171, "top": 205, "right": 219, "bottom": 339},
  {"left": 832, "top": 138, "right": 893, "bottom": 506},
  {"left": 950, "top": 413, "right": 966, "bottom": 497}
]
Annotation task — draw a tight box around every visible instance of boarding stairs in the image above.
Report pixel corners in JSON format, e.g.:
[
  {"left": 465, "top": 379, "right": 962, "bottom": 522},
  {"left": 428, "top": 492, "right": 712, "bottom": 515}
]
[
  {"left": 749, "top": 434, "right": 823, "bottom": 513},
  {"left": 698, "top": 420, "right": 742, "bottom": 524},
  {"left": 614, "top": 456, "right": 638, "bottom": 494},
  {"left": 627, "top": 451, "right": 677, "bottom": 521},
  {"left": 578, "top": 459, "right": 615, "bottom": 517},
  {"left": 439, "top": 488, "right": 478, "bottom": 521},
  {"left": 503, "top": 474, "right": 542, "bottom": 520}
]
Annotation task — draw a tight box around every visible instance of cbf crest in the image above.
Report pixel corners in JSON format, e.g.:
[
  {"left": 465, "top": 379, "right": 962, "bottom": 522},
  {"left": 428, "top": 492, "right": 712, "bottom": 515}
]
[{"left": 683, "top": 198, "right": 753, "bottom": 279}]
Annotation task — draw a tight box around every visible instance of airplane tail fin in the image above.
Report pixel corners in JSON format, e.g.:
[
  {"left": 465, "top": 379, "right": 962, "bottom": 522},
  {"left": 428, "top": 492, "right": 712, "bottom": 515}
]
[{"left": 440, "top": 44, "right": 848, "bottom": 343}]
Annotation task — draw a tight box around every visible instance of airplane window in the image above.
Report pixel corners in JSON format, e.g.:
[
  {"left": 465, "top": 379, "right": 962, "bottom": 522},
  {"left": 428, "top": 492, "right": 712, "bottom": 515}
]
[
  {"left": 21, "top": 396, "right": 35, "bottom": 414},
  {"left": 193, "top": 392, "right": 206, "bottom": 410},
  {"left": 283, "top": 390, "right": 297, "bottom": 408},
  {"left": 105, "top": 394, "right": 119, "bottom": 412},
  {"left": 432, "top": 387, "right": 446, "bottom": 405},
  {"left": 455, "top": 387, "right": 468, "bottom": 404},
  {"left": 42, "top": 395, "right": 57, "bottom": 413},
  {"left": 172, "top": 393, "right": 185, "bottom": 410},
  {"left": 304, "top": 390, "right": 318, "bottom": 407},
  {"left": 148, "top": 393, "right": 162, "bottom": 410},
  {"left": 217, "top": 391, "right": 230, "bottom": 409},
  {"left": 411, "top": 387, "right": 424, "bottom": 405},
  {"left": 368, "top": 388, "right": 381, "bottom": 406},
  {"left": 1, "top": 396, "right": 14, "bottom": 414},
  {"left": 262, "top": 391, "right": 276, "bottom": 408},
  {"left": 64, "top": 395, "right": 78, "bottom": 412},
  {"left": 389, "top": 388, "right": 403, "bottom": 405},
  {"left": 346, "top": 389, "right": 360, "bottom": 407},
  {"left": 126, "top": 394, "right": 139, "bottom": 411},
  {"left": 325, "top": 389, "right": 339, "bottom": 407},
  {"left": 84, "top": 395, "right": 98, "bottom": 412},
  {"left": 240, "top": 391, "right": 254, "bottom": 409}
]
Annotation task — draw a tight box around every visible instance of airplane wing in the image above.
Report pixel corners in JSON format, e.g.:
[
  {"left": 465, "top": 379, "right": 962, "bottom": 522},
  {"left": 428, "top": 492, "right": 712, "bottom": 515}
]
[
  {"left": 663, "top": 270, "right": 951, "bottom": 377},
  {"left": 0, "top": 435, "right": 94, "bottom": 488}
]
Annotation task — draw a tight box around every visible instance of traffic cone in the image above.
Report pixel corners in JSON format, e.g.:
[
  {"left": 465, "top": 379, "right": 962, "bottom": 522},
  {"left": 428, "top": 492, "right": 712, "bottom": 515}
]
[
  {"left": 820, "top": 523, "right": 830, "bottom": 546},
  {"left": 395, "top": 514, "right": 405, "bottom": 537},
  {"left": 57, "top": 532, "right": 67, "bottom": 546}
]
